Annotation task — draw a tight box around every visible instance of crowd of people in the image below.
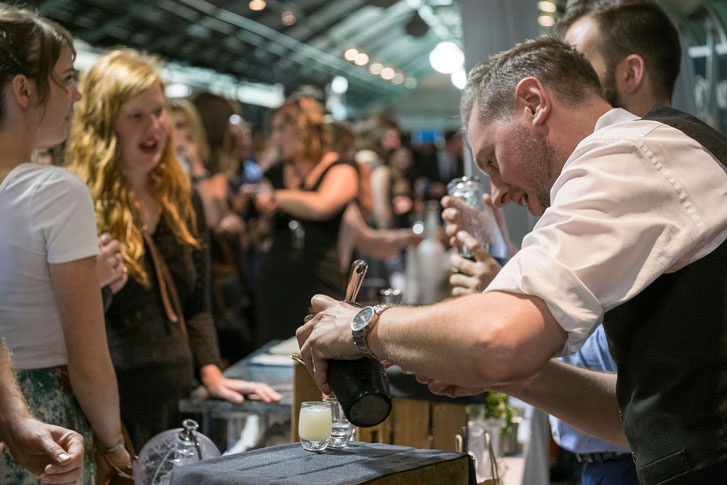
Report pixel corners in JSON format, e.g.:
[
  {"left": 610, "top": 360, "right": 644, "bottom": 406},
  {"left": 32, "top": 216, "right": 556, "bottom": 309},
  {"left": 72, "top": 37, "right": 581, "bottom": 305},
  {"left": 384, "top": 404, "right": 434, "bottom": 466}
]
[
  {"left": 2, "top": 0, "right": 725, "bottom": 484},
  {"left": 0, "top": 3, "right": 440, "bottom": 483}
]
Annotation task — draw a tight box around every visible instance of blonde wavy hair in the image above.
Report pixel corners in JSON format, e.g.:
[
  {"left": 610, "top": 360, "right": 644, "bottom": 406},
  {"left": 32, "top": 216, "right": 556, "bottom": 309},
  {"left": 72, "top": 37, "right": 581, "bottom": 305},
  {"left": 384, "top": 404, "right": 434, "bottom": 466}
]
[{"left": 67, "top": 49, "right": 199, "bottom": 286}]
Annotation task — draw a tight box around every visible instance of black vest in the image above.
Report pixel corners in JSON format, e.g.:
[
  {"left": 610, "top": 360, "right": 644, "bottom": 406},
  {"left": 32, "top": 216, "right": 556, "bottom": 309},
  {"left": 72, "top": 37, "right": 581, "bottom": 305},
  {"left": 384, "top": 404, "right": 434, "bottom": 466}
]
[{"left": 603, "top": 106, "right": 727, "bottom": 484}]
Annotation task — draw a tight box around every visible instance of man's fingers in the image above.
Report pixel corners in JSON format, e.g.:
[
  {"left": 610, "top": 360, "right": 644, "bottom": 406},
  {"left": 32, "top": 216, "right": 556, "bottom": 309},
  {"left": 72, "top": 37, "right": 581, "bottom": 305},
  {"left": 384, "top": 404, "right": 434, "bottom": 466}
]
[
  {"left": 449, "top": 254, "right": 476, "bottom": 276},
  {"left": 310, "top": 294, "right": 336, "bottom": 313},
  {"left": 441, "top": 195, "right": 468, "bottom": 212},
  {"left": 296, "top": 316, "right": 317, "bottom": 350},
  {"left": 298, "top": 338, "right": 318, "bottom": 385},
  {"left": 35, "top": 434, "right": 69, "bottom": 466},
  {"left": 449, "top": 273, "right": 479, "bottom": 292},
  {"left": 311, "top": 351, "right": 330, "bottom": 395},
  {"left": 427, "top": 380, "right": 457, "bottom": 397},
  {"left": 444, "top": 223, "right": 459, "bottom": 239},
  {"left": 451, "top": 286, "right": 473, "bottom": 297},
  {"left": 457, "top": 231, "right": 489, "bottom": 262},
  {"left": 441, "top": 207, "right": 459, "bottom": 224}
]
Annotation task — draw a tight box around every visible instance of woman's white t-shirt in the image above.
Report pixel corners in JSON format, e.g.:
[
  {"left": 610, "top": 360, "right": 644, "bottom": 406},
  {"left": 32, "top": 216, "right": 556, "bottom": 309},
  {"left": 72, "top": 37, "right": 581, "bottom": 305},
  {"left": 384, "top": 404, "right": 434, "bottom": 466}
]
[{"left": 0, "top": 163, "right": 99, "bottom": 370}]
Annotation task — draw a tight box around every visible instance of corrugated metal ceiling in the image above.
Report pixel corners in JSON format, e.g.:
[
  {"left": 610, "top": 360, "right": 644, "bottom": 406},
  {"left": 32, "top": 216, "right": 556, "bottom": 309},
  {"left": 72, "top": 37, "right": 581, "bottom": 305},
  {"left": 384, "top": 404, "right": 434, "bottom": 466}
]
[{"left": 31, "top": 0, "right": 463, "bottom": 111}]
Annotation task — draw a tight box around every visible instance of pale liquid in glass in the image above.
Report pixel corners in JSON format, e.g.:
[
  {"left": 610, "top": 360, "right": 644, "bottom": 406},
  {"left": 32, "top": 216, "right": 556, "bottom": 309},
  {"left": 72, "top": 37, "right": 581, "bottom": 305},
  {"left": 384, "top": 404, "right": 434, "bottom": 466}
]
[{"left": 299, "top": 406, "right": 332, "bottom": 451}]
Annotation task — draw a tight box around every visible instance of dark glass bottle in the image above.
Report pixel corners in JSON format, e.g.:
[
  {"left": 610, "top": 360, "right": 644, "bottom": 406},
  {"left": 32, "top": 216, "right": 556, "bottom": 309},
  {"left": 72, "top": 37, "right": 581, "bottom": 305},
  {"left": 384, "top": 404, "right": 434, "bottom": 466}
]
[{"left": 327, "top": 358, "right": 392, "bottom": 428}]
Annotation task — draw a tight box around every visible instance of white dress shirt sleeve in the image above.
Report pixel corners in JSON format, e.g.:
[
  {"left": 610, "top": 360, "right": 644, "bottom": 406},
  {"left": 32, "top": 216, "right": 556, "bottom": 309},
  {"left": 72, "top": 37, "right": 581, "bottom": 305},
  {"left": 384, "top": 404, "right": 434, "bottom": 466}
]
[{"left": 486, "top": 117, "right": 727, "bottom": 353}]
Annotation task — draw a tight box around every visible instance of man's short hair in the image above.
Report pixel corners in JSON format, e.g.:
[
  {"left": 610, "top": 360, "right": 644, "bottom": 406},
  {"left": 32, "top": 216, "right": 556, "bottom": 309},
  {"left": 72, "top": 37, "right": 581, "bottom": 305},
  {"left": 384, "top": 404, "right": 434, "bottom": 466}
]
[
  {"left": 557, "top": 0, "right": 681, "bottom": 101},
  {"left": 461, "top": 37, "right": 602, "bottom": 130}
]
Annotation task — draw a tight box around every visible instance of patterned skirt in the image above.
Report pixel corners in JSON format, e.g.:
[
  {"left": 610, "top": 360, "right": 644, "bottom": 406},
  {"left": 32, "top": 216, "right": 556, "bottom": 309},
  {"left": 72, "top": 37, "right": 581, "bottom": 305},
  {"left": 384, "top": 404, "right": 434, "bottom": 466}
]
[{"left": 0, "top": 366, "right": 97, "bottom": 484}]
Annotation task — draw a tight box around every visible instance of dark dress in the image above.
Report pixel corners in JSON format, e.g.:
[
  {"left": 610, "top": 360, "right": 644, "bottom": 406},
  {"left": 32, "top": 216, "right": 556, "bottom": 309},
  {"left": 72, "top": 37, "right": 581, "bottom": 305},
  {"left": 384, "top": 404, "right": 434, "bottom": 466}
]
[
  {"left": 104, "top": 192, "right": 221, "bottom": 450},
  {"left": 255, "top": 159, "right": 351, "bottom": 348}
]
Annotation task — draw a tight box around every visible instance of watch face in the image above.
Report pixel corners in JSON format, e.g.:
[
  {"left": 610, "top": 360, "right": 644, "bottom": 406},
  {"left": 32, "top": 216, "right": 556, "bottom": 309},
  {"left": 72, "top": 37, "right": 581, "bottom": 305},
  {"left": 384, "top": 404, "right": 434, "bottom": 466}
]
[{"left": 352, "top": 306, "right": 375, "bottom": 332}]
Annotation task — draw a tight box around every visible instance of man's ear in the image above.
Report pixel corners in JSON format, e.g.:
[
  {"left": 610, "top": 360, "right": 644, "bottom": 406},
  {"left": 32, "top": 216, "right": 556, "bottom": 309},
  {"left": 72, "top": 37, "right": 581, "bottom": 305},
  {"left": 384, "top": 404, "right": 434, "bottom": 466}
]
[
  {"left": 514, "top": 77, "right": 550, "bottom": 126},
  {"left": 620, "top": 54, "right": 645, "bottom": 95},
  {"left": 11, "top": 74, "right": 35, "bottom": 109}
]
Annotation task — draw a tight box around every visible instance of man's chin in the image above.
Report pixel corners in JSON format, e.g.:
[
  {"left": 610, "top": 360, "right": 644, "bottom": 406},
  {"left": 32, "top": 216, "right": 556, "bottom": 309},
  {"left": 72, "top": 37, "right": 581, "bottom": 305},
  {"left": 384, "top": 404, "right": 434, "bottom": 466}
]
[{"left": 527, "top": 198, "right": 548, "bottom": 217}]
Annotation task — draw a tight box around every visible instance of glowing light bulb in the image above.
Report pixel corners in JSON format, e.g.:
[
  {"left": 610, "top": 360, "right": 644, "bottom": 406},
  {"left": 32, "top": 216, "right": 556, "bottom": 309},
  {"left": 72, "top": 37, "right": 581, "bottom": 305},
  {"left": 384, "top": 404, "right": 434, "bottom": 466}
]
[
  {"left": 429, "top": 41, "right": 464, "bottom": 74},
  {"left": 249, "top": 0, "right": 266, "bottom": 11},
  {"left": 354, "top": 52, "right": 370, "bottom": 66},
  {"left": 344, "top": 48, "right": 358, "bottom": 61}
]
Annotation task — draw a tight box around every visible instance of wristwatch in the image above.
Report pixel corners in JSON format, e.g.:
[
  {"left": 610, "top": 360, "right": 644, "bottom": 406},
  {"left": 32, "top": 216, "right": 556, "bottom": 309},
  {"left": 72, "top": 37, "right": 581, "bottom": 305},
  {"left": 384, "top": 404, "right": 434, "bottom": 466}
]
[{"left": 351, "top": 304, "right": 392, "bottom": 359}]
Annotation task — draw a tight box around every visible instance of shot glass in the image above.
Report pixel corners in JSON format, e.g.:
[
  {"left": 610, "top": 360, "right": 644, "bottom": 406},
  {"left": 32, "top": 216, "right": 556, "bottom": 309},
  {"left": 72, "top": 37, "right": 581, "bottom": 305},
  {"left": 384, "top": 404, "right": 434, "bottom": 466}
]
[
  {"left": 325, "top": 397, "right": 352, "bottom": 448},
  {"left": 298, "top": 401, "right": 332, "bottom": 451}
]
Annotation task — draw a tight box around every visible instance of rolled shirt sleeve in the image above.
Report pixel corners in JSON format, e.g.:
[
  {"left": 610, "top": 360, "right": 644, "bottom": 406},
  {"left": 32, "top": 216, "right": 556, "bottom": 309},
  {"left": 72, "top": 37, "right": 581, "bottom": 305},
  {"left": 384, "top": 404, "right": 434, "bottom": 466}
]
[{"left": 486, "top": 111, "right": 727, "bottom": 353}]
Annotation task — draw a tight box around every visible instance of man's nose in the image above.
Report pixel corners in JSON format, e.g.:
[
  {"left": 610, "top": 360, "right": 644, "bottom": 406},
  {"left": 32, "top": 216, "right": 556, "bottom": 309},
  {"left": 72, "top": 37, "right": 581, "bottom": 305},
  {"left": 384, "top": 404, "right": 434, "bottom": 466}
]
[{"left": 490, "top": 180, "right": 510, "bottom": 208}]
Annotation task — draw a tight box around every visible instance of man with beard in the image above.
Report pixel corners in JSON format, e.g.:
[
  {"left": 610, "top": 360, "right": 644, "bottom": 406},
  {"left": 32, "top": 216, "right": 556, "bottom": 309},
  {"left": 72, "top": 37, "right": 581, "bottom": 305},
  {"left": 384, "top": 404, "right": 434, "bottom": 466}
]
[
  {"left": 297, "top": 36, "right": 727, "bottom": 485},
  {"left": 559, "top": 0, "right": 680, "bottom": 113},
  {"left": 447, "top": 3, "right": 682, "bottom": 483}
]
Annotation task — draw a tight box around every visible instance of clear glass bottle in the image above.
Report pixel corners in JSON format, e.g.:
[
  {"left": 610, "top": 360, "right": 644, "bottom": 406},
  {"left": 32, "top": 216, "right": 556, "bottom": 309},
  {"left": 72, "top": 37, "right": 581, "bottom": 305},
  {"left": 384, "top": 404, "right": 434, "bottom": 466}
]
[
  {"left": 447, "top": 176, "right": 507, "bottom": 262},
  {"left": 416, "top": 201, "right": 446, "bottom": 304}
]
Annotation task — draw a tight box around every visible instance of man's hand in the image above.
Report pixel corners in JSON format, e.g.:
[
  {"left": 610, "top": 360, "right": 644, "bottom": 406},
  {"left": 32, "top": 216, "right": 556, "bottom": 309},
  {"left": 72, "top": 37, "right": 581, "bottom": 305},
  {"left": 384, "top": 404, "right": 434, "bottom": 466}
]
[
  {"left": 296, "top": 295, "right": 362, "bottom": 394},
  {"left": 416, "top": 368, "right": 536, "bottom": 400},
  {"left": 442, "top": 193, "right": 518, "bottom": 261},
  {"left": 3, "top": 417, "right": 84, "bottom": 484},
  {"left": 441, "top": 195, "right": 495, "bottom": 248},
  {"left": 449, "top": 231, "right": 502, "bottom": 296},
  {"left": 415, "top": 374, "right": 488, "bottom": 399}
]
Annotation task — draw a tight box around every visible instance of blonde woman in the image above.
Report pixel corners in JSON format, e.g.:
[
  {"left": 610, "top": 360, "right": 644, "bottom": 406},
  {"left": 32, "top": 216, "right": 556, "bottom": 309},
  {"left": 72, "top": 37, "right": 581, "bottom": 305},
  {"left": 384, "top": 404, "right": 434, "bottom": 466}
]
[
  {"left": 0, "top": 4, "right": 131, "bottom": 483},
  {"left": 67, "top": 49, "right": 280, "bottom": 450}
]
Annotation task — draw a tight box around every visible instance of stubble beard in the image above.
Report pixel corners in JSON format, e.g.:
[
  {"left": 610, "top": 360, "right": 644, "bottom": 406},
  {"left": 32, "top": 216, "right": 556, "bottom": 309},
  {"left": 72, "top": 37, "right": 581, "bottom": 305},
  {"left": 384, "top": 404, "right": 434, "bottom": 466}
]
[{"left": 511, "top": 123, "right": 558, "bottom": 212}]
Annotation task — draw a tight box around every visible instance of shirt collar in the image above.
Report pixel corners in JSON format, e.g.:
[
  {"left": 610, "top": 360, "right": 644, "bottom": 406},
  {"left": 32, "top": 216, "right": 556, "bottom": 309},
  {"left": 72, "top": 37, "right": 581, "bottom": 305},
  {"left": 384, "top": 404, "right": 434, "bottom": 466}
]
[{"left": 593, "top": 108, "right": 640, "bottom": 133}]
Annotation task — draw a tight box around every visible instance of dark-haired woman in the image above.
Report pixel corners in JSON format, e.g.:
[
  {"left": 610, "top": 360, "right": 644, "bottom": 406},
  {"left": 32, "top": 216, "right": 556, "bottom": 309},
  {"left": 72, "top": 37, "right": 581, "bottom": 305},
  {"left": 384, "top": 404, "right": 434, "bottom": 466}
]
[
  {"left": 254, "top": 98, "right": 358, "bottom": 347},
  {"left": 0, "top": 3, "right": 131, "bottom": 483}
]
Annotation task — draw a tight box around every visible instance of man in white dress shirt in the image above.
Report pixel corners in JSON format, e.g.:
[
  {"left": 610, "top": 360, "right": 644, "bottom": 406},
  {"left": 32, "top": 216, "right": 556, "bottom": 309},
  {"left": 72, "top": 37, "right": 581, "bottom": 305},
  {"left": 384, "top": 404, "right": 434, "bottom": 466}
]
[{"left": 297, "top": 36, "right": 727, "bottom": 484}]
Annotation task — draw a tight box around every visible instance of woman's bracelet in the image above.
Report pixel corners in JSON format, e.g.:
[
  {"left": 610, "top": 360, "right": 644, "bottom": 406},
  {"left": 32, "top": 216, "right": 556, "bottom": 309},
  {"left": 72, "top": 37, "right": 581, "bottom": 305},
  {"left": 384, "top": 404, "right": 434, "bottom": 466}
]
[{"left": 100, "top": 435, "right": 125, "bottom": 456}]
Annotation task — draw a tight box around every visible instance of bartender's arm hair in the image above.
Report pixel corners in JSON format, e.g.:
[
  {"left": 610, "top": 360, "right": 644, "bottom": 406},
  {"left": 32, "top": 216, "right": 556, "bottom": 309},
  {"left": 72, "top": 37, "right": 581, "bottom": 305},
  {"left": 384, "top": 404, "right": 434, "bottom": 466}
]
[
  {"left": 507, "top": 360, "right": 628, "bottom": 447},
  {"left": 369, "top": 291, "right": 569, "bottom": 388}
]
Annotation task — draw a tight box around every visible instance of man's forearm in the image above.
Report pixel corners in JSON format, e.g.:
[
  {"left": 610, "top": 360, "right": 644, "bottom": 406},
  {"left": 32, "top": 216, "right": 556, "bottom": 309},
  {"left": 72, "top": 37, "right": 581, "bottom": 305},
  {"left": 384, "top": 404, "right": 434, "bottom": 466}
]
[
  {"left": 510, "top": 359, "right": 628, "bottom": 447},
  {"left": 367, "top": 291, "right": 567, "bottom": 388},
  {"left": 0, "top": 343, "right": 31, "bottom": 440}
]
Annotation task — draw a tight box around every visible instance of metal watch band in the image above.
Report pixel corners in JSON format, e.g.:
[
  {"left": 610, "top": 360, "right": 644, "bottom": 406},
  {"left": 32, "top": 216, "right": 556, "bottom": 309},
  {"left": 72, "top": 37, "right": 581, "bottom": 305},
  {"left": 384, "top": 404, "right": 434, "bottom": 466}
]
[{"left": 353, "top": 304, "right": 393, "bottom": 359}]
